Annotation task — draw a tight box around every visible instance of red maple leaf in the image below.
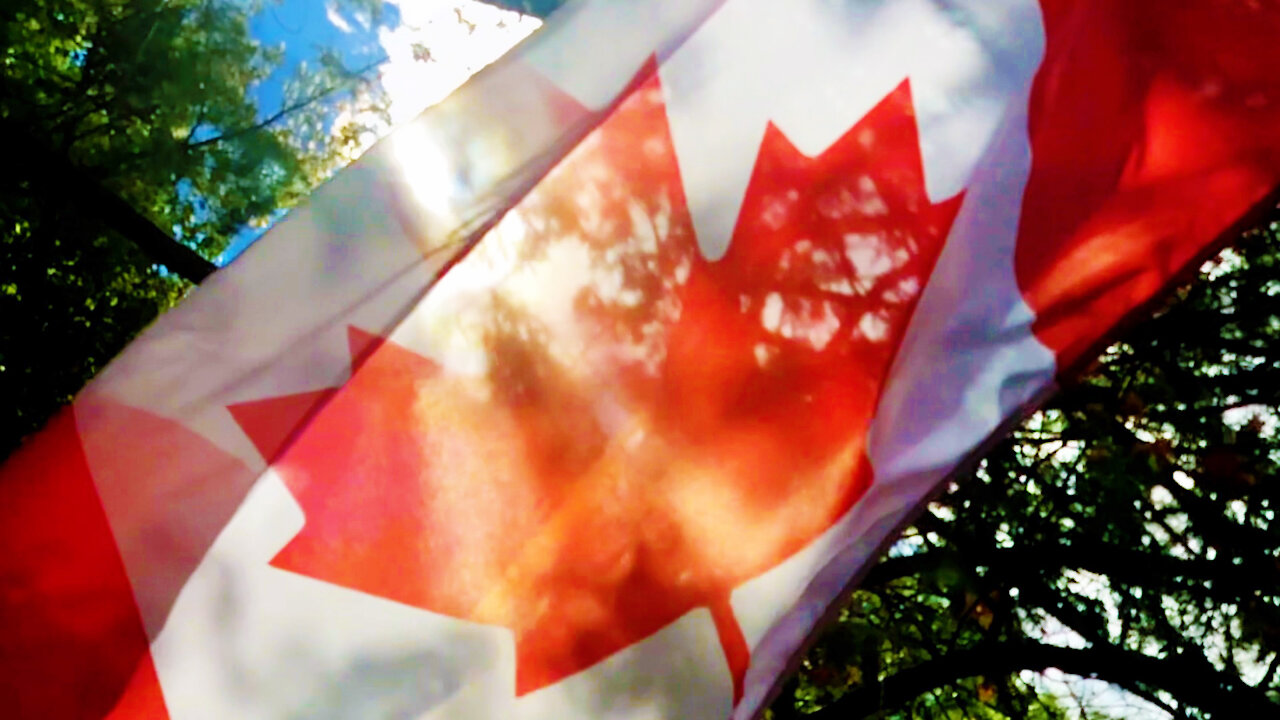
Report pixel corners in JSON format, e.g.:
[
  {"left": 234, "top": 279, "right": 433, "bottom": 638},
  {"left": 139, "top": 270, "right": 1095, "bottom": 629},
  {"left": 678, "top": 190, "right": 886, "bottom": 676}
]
[{"left": 230, "top": 71, "right": 962, "bottom": 705}]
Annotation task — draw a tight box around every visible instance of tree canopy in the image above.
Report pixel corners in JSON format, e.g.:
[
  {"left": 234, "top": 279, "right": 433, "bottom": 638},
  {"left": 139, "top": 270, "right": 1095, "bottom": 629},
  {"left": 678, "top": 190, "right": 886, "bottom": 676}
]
[
  {"left": 1, "top": 0, "right": 387, "bottom": 455},
  {"left": 765, "top": 222, "right": 1280, "bottom": 717}
]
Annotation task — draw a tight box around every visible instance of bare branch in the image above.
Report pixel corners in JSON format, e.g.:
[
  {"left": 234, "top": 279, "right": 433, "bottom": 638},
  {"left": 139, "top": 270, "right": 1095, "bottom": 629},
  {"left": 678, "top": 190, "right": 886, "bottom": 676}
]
[{"left": 184, "top": 58, "right": 385, "bottom": 151}]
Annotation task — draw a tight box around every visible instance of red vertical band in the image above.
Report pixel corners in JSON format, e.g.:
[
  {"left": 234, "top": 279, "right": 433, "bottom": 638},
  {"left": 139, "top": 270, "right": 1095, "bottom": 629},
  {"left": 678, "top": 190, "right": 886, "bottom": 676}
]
[
  {"left": 1018, "top": 0, "right": 1280, "bottom": 369},
  {"left": 0, "top": 409, "right": 168, "bottom": 719}
]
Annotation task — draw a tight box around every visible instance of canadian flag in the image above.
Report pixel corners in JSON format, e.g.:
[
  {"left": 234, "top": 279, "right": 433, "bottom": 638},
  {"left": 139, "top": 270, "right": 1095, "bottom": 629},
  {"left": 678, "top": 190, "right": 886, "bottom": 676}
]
[{"left": 5, "top": 1, "right": 1280, "bottom": 718}]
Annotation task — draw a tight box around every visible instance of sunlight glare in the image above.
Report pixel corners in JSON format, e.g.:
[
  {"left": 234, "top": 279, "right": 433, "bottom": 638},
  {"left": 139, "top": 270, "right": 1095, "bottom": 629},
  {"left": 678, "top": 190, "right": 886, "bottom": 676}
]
[
  {"left": 389, "top": 120, "right": 461, "bottom": 226},
  {"left": 380, "top": 1, "right": 541, "bottom": 126}
]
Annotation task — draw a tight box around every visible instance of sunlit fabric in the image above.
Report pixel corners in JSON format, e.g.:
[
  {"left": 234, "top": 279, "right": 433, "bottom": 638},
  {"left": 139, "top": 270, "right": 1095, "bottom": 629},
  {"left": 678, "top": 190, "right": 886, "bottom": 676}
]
[
  {"left": 4, "top": 0, "right": 1280, "bottom": 718},
  {"left": 230, "top": 75, "right": 957, "bottom": 705},
  {"left": 1017, "top": 0, "right": 1280, "bottom": 367}
]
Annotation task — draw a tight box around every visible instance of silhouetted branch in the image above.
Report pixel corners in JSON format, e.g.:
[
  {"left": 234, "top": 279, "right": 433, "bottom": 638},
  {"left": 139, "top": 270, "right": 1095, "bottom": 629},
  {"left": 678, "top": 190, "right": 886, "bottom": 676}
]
[
  {"left": 810, "top": 640, "right": 1274, "bottom": 720},
  {"left": 4, "top": 118, "right": 216, "bottom": 283},
  {"left": 184, "top": 58, "right": 385, "bottom": 150}
]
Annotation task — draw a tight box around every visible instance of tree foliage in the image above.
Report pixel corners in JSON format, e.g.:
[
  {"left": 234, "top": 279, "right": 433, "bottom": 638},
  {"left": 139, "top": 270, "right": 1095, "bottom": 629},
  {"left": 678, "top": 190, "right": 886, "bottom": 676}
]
[
  {"left": 0, "top": 0, "right": 387, "bottom": 455},
  {"left": 768, "top": 220, "right": 1280, "bottom": 718}
]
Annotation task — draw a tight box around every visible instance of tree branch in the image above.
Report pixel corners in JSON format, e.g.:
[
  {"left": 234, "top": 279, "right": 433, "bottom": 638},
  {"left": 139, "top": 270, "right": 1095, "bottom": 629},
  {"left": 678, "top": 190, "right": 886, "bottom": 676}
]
[
  {"left": 809, "top": 640, "right": 1275, "bottom": 720},
  {"left": 184, "top": 58, "right": 385, "bottom": 151},
  {"left": 859, "top": 551, "right": 953, "bottom": 589},
  {"left": 862, "top": 537, "right": 1276, "bottom": 607},
  {"left": 4, "top": 118, "right": 216, "bottom": 283},
  {"left": 1017, "top": 583, "right": 1195, "bottom": 719}
]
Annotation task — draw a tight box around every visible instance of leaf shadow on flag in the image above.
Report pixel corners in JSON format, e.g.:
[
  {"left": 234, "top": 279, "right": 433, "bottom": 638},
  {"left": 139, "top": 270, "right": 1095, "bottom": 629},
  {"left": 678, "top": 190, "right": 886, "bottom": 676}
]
[{"left": 254, "top": 70, "right": 962, "bottom": 707}]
